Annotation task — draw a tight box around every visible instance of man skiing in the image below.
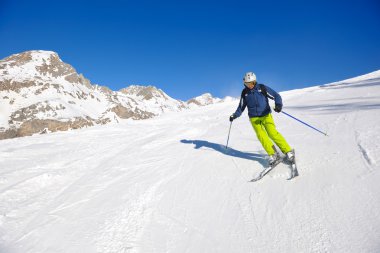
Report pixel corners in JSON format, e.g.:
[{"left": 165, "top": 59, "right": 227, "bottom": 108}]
[{"left": 229, "top": 72, "right": 294, "bottom": 167}]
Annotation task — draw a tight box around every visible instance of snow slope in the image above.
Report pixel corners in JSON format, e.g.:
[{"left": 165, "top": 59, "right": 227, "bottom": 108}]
[{"left": 1, "top": 71, "right": 380, "bottom": 253}]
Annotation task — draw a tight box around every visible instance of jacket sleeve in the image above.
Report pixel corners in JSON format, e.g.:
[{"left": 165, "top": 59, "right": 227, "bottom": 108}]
[
  {"left": 266, "top": 85, "right": 282, "bottom": 106},
  {"left": 233, "top": 91, "right": 247, "bottom": 118}
]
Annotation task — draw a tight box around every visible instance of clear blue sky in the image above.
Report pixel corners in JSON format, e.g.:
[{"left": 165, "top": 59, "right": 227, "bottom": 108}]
[{"left": 1, "top": 0, "right": 379, "bottom": 100}]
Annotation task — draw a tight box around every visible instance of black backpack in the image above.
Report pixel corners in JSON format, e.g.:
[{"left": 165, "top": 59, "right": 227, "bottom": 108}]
[
  {"left": 241, "top": 84, "right": 274, "bottom": 101},
  {"left": 258, "top": 84, "right": 274, "bottom": 100}
]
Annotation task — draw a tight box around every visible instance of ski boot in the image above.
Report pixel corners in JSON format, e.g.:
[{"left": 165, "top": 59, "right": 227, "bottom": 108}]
[
  {"left": 286, "top": 149, "right": 295, "bottom": 164},
  {"left": 285, "top": 149, "right": 299, "bottom": 179},
  {"left": 268, "top": 151, "right": 282, "bottom": 167}
]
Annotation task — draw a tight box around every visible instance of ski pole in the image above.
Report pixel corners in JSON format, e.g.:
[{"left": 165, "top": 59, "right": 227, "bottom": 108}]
[
  {"left": 281, "top": 110, "right": 328, "bottom": 136},
  {"left": 225, "top": 121, "right": 233, "bottom": 149}
]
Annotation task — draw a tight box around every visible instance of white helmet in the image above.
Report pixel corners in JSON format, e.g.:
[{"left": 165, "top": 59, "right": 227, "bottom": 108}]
[{"left": 243, "top": 72, "right": 256, "bottom": 83}]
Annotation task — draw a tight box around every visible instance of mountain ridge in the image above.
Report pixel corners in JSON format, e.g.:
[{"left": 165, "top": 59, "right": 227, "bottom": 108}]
[{"left": 0, "top": 50, "right": 227, "bottom": 140}]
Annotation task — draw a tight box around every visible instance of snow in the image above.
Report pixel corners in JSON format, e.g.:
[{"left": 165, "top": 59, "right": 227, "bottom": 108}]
[
  {"left": 118, "top": 85, "right": 187, "bottom": 115},
  {"left": 187, "top": 93, "right": 223, "bottom": 109},
  {"left": 1, "top": 73, "right": 380, "bottom": 253},
  {"left": 323, "top": 70, "right": 380, "bottom": 86},
  {"left": 1, "top": 51, "right": 57, "bottom": 83}
]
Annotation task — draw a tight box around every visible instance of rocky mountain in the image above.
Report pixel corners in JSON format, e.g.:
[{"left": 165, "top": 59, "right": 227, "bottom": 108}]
[
  {"left": 186, "top": 93, "right": 237, "bottom": 108},
  {"left": 119, "top": 85, "right": 188, "bottom": 115},
  {"left": 187, "top": 93, "right": 221, "bottom": 107},
  {"left": 0, "top": 50, "right": 227, "bottom": 140}
]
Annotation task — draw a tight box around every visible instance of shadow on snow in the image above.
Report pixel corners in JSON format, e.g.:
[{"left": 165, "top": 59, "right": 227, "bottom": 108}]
[{"left": 180, "top": 139, "right": 267, "bottom": 167}]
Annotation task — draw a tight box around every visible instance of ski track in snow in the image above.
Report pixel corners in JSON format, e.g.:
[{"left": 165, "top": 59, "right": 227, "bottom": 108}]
[{"left": 1, "top": 78, "right": 380, "bottom": 253}]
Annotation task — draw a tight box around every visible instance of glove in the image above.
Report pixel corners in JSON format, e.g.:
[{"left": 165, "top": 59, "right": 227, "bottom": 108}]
[
  {"left": 274, "top": 104, "right": 282, "bottom": 113},
  {"left": 229, "top": 114, "right": 236, "bottom": 122}
]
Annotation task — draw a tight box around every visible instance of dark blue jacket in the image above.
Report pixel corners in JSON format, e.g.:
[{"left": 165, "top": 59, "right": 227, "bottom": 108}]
[{"left": 233, "top": 84, "right": 282, "bottom": 118}]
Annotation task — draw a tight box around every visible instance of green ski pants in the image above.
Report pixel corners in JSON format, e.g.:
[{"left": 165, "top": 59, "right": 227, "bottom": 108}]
[{"left": 249, "top": 113, "right": 292, "bottom": 156}]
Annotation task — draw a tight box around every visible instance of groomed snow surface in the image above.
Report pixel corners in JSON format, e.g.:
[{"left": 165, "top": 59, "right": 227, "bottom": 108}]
[{"left": 1, "top": 74, "right": 380, "bottom": 253}]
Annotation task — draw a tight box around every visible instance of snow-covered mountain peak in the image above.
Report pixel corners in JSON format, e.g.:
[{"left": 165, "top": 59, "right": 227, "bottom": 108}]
[
  {"left": 1, "top": 50, "right": 62, "bottom": 74},
  {"left": 119, "top": 85, "right": 169, "bottom": 100},
  {"left": 0, "top": 50, "right": 87, "bottom": 91},
  {"left": 200, "top": 92, "right": 212, "bottom": 97},
  {"left": 2, "top": 50, "right": 58, "bottom": 66},
  {"left": 187, "top": 92, "right": 221, "bottom": 107}
]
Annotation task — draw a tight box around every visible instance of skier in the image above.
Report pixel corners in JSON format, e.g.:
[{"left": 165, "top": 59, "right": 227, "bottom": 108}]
[{"left": 229, "top": 72, "right": 294, "bottom": 167}]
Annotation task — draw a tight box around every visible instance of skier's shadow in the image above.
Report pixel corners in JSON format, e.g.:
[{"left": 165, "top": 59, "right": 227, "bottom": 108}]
[{"left": 180, "top": 139, "right": 267, "bottom": 167}]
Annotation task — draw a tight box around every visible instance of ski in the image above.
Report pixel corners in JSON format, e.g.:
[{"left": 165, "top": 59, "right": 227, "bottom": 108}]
[
  {"left": 249, "top": 158, "right": 282, "bottom": 182},
  {"left": 286, "top": 149, "right": 299, "bottom": 180},
  {"left": 287, "top": 163, "right": 299, "bottom": 180}
]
